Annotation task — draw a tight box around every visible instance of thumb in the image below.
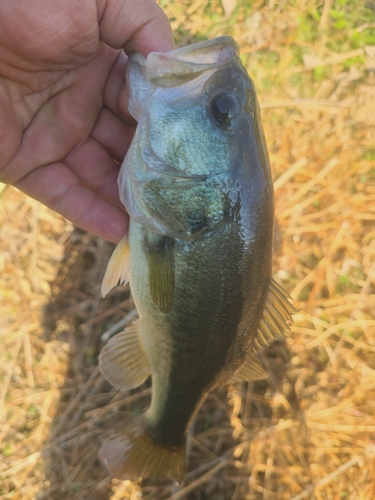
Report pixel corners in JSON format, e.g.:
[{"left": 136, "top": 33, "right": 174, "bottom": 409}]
[{"left": 98, "top": 0, "right": 175, "bottom": 55}]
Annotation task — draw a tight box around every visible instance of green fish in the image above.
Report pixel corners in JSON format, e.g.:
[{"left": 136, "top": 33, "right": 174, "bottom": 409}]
[{"left": 98, "top": 36, "right": 295, "bottom": 481}]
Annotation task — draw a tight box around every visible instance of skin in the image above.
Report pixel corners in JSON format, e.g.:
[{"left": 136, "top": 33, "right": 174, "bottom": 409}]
[{"left": 0, "top": 0, "right": 174, "bottom": 242}]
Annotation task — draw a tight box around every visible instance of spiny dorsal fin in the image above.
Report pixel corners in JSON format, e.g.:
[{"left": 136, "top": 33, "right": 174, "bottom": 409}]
[
  {"left": 254, "top": 278, "right": 297, "bottom": 350},
  {"left": 99, "top": 321, "right": 151, "bottom": 392},
  {"left": 228, "top": 354, "right": 267, "bottom": 384},
  {"left": 101, "top": 234, "right": 130, "bottom": 297}
]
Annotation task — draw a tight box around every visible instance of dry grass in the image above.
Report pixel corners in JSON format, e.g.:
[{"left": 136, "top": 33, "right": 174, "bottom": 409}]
[{"left": 1, "top": 1, "right": 374, "bottom": 499}]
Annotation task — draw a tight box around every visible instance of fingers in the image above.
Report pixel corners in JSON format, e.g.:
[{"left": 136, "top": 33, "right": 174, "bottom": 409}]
[
  {"left": 0, "top": 79, "right": 22, "bottom": 169},
  {"left": 15, "top": 161, "right": 128, "bottom": 242},
  {"left": 99, "top": 1, "right": 175, "bottom": 122},
  {"left": 90, "top": 106, "right": 135, "bottom": 162},
  {"left": 99, "top": 0, "right": 175, "bottom": 55},
  {"left": 103, "top": 50, "right": 134, "bottom": 123},
  {"left": 65, "top": 137, "right": 123, "bottom": 206}
]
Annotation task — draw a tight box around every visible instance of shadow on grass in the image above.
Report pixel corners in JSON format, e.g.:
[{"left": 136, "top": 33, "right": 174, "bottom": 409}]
[{"left": 36, "top": 229, "right": 129, "bottom": 499}]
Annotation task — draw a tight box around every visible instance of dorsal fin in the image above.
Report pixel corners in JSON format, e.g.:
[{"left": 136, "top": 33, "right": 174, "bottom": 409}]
[
  {"left": 101, "top": 235, "right": 130, "bottom": 297},
  {"left": 254, "top": 278, "right": 297, "bottom": 350}
]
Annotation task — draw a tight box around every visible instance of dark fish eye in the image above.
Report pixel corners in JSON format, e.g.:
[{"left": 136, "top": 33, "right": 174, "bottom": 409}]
[{"left": 210, "top": 94, "right": 238, "bottom": 128}]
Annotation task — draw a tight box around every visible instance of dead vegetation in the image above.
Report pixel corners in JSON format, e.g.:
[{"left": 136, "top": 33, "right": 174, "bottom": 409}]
[{"left": 0, "top": 1, "right": 374, "bottom": 499}]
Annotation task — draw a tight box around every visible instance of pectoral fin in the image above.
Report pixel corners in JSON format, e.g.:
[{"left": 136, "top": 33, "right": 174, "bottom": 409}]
[
  {"left": 101, "top": 235, "right": 130, "bottom": 297},
  {"left": 147, "top": 235, "right": 175, "bottom": 313},
  {"left": 228, "top": 354, "right": 267, "bottom": 383},
  {"left": 253, "top": 278, "right": 297, "bottom": 350},
  {"left": 99, "top": 321, "right": 151, "bottom": 392}
]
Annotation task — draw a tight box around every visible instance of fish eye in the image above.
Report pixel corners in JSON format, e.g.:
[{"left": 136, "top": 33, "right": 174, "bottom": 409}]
[{"left": 210, "top": 94, "right": 239, "bottom": 128}]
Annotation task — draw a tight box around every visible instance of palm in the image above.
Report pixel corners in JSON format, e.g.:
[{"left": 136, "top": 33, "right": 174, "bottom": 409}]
[{"left": 0, "top": 0, "right": 174, "bottom": 241}]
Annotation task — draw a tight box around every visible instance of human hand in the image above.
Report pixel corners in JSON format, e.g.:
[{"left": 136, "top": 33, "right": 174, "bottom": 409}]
[{"left": 0, "top": 0, "right": 174, "bottom": 242}]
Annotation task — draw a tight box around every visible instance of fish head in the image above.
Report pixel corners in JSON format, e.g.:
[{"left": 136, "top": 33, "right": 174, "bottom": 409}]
[{"left": 120, "top": 36, "right": 273, "bottom": 240}]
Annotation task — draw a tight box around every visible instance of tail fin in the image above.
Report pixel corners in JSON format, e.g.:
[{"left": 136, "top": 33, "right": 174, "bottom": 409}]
[{"left": 98, "top": 417, "right": 186, "bottom": 481}]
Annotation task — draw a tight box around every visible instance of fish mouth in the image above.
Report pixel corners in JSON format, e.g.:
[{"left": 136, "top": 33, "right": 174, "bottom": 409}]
[
  {"left": 150, "top": 36, "right": 239, "bottom": 65},
  {"left": 126, "top": 37, "right": 241, "bottom": 120},
  {"left": 145, "top": 36, "right": 240, "bottom": 88}
]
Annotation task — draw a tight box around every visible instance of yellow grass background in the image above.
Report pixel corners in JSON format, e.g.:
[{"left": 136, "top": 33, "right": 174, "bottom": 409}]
[{"left": 1, "top": 1, "right": 374, "bottom": 499}]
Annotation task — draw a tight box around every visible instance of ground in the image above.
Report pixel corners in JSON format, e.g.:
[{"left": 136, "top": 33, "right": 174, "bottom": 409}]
[{"left": 1, "top": 1, "right": 374, "bottom": 499}]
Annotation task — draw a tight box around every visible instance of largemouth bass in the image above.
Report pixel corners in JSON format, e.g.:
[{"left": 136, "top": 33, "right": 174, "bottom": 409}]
[{"left": 98, "top": 36, "right": 295, "bottom": 481}]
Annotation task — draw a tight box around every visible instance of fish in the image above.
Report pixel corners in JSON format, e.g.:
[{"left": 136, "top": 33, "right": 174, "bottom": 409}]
[{"left": 98, "top": 36, "right": 296, "bottom": 481}]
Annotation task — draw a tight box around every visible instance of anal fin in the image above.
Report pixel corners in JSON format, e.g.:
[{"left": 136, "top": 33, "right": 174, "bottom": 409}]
[
  {"left": 254, "top": 278, "right": 297, "bottom": 350},
  {"left": 99, "top": 320, "right": 151, "bottom": 392},
  {"left": 228, "top": 354, "right": 267, "bottom": 384},
  {"left": 101, "top": 234, "right": 130, "bottom": 297}
]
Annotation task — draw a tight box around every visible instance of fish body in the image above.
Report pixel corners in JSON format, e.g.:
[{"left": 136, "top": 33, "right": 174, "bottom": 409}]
[{"left": 99, "top": 37, "right": 295, "bottom": 480}]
